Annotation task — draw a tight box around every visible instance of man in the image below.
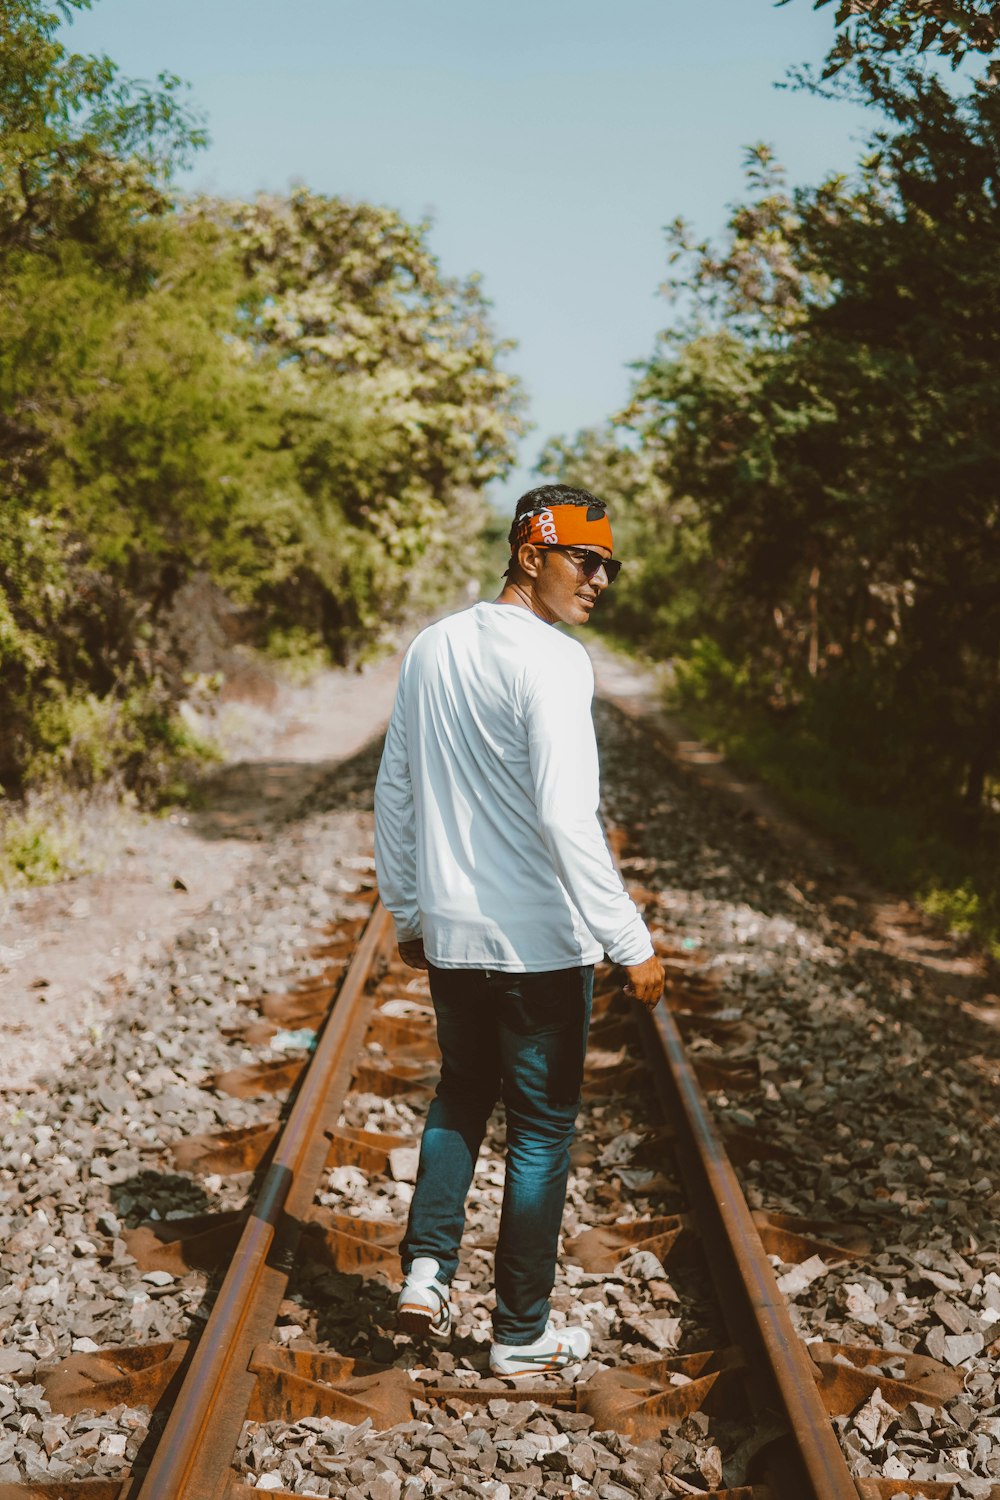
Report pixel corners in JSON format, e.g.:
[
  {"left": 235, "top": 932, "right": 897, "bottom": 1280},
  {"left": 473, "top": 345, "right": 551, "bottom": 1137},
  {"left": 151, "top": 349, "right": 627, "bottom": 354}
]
[{"left": 373, "top": 484, "right": 663, "bottom": 1377}]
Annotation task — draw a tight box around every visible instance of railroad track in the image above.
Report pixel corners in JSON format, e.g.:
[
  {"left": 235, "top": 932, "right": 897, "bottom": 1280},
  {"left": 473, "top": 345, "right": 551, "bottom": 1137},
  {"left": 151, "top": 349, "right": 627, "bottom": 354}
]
[{"left": 0, "top": 866, "right": 990, "bottom": 1500}]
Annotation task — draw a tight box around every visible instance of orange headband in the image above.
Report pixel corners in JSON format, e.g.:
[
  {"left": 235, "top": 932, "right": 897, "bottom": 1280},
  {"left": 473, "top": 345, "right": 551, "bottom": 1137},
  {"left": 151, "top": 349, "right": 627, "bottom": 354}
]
[{"left": 511, "top": 503, "right": 614, "bottom": 554}]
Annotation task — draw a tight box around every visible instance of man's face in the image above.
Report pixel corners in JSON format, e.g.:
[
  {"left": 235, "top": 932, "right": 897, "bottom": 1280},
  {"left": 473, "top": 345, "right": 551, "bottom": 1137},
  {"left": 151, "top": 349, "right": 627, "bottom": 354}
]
[{"left": 528, "top": 543, "right": 613, "bottom": 627}]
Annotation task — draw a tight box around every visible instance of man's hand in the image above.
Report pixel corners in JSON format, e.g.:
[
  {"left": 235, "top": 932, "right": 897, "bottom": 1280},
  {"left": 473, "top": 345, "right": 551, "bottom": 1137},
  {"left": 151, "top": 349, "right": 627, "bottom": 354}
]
[
  {"left": 398, "top": 938, "right": 429, "bottom": 971},
  {"left": 623, "top": 954, "right": 664, "bottom": 1012}
]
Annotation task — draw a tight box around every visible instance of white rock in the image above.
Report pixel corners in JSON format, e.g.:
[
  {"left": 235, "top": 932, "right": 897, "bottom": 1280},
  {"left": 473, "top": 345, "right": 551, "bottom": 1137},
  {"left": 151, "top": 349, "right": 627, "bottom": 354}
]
[
  {"left": 943, "top": 1332, "right": 984, "bottom": 1366},
  {"left": 777, "top": 1255, "right": 829, "bottom": 1298},
  {"left": 627, "top": 1314, "right": 681, "bottom": 1351},
  {"left": 618, "top": 1249, "right": 668, "bottom": 1281},
  {"left": 24, "top": 1280, "right": 59, "bottom": 1305},
  {"left": 839, "top": 1282, "right": 878, "bottom": 1325},
  {"left": 389, "top": 1148, "right": 420, "bottom": 1183},
  {"left": 852, "top": 1387, "right": 898, "bottom": 1447}
]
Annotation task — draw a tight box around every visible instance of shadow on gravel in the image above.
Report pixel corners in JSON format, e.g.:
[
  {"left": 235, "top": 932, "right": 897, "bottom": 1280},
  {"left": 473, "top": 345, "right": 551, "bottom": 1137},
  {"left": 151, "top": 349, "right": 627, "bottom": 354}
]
[
  {"left": 187, "top": 733, "right": 386, "bottom": 843},
  {"left": 290, "top": 1257, "right": 494, "bottom": 1372},
  {"left": 111, "top": 1169, "right": 216, "bottom": 1226}
]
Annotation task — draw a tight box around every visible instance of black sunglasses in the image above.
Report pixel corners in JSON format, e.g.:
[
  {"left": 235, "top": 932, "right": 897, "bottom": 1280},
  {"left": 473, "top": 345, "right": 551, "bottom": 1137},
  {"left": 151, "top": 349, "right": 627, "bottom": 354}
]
[{"left": 545, "top": 544, "right": 622, "bottom": 584}]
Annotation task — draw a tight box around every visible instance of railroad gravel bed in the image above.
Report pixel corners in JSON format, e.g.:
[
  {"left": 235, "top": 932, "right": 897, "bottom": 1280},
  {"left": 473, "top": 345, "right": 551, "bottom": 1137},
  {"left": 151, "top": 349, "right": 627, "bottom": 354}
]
[
  {"left": 598, "top": 699, "right": 1000, "bottom": 1495},
  {"left": 1, "top": 703, "right": 998, "bottom": 1495},
  {"left": 234, "top": 1401, "right": 719, "bottom": 1497},
  {"left": 0, "top": 763, "right": 380, "bottom": 1486}
]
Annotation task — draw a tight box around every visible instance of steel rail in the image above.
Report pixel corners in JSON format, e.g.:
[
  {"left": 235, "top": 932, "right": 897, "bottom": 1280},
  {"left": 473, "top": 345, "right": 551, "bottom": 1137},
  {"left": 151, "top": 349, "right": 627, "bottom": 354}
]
[
  {"left": 132, "top": 900, "right": 393, "bottom": 1500},
  {"left": 636, "top": 1000, "right": 860, "bottom": 1500}
]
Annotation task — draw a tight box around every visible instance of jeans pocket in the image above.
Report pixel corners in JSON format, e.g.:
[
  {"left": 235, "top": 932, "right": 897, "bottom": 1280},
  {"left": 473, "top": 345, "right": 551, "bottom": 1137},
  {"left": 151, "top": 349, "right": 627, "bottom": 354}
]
[
  {"left": 493, "top": 971, "right": 573, "bottom": 1037},
  {"left": 494, "top": 970, "right": 589, "bottom": 1106}
]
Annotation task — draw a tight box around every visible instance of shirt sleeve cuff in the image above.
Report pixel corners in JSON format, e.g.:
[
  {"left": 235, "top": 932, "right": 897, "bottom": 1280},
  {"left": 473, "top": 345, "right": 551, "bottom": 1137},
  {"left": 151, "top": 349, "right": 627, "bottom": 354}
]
[
  {"left": 605, "top": 923, "right": 655, "bottom": 968},
  {"left": 393, "top": 918, "right": 423, "bottom": 944}
]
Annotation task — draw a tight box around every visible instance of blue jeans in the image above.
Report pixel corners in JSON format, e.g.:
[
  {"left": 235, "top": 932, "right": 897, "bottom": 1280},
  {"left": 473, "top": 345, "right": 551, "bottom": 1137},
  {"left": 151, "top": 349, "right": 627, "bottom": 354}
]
[{"left": 400, "top": 963, "right": 594, "bottom": 1345}]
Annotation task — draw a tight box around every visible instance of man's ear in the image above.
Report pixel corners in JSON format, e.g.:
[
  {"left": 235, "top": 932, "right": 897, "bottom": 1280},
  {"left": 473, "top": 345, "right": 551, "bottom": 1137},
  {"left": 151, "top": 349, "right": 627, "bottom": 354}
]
[{"left": 517, "top": 542, "right": 543, "bottom": 580}]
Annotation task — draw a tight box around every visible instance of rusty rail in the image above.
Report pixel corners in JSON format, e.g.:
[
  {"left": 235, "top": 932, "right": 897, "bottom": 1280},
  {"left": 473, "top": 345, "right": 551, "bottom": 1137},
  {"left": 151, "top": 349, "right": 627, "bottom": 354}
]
[
  {"left": 3, "top": 878, "right": 969, "bottom": 1500},
  {"left": 637, "top": 1000, "right": 860, "bottom": 1500},
  {"left": 131, "top": 901, "right": 393, "bottom": 1500}
]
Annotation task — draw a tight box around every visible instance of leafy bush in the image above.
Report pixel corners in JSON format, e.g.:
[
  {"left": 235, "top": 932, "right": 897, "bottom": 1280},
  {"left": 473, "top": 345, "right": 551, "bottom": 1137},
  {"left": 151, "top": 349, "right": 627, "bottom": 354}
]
[
  {"left": 672, "top": 638, "right": 753, "bottom": 709},
  {"left": 0, "top": 784, "right": 133, "bottom": 890},
  {"left": 25, "top": 680, "right": 217, "bottom": 800},
  {"left": 263, "top": 626, "right": 331, "bottom": 684}
]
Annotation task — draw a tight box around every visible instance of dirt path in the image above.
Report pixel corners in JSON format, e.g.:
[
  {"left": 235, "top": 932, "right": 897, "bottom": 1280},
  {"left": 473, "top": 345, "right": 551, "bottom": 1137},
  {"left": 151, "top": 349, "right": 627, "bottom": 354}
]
[{"left": 0, "top": 655, "right": 402, "bottom": 1092}]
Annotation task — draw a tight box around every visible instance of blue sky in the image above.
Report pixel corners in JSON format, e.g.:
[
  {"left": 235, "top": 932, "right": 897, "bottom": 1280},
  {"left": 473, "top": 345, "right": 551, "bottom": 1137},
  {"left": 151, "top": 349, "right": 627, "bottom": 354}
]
[{"left": 63, "top": 0, "right": 875, "bottom": 510}]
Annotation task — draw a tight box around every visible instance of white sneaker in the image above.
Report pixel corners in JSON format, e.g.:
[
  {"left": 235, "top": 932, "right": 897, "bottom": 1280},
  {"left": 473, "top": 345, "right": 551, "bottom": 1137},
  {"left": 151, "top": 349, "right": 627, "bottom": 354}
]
[
  {"left": 489, "top": 1322, "right": 591, "bottom": 1376},
  {"left": 396, "top": 1257, "right": 453, "bottom": 1340}
]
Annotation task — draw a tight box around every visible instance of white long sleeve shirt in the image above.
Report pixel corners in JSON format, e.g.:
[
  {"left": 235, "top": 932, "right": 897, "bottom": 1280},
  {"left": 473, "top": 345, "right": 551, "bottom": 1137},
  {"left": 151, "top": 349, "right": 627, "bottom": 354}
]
[{"left": 373, "top": 602, "right": 653, "bottom": 972}]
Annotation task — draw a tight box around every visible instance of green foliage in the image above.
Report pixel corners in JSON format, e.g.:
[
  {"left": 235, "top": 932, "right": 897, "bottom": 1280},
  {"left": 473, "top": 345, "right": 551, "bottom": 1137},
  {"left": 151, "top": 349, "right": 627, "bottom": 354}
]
[
  {"left": 545, "top": 56, "right": 1000, "bottom": 952},
  {"left": 194, "top": 190, "right": 524, "bottom": 653},
  {"left": 263, "top": 625, "right": 331, "bottom": 683},
  {"left": 0, "top": 0, "right": 206, "bottom": 257},
  {"left": 671, "top": 638, "right": 753, "bottom": 707},
  {"left": 782, "top": 0, "right": 1000, "bottom": 78},
  {"left": 476, "top": 507, "right": 513, "bottom": 599},
  {"left": 0, "top": 1, "right": 524, "bottom": 818},
  {"left": 917, "top": 870, "right": 1000, "bottom": 963},
  {"left": 537, "top": 425, "right": 713, "bottom": 660},
  {"left": 25, "top": 677, "right": 215, "bottom": 800},
  {"left": 0, "top": 797, "right": 82, "bottom": 885},
  {"left": 619, "top": 79, "right": 1000, "bottom": 808},
  {"left": 679, "top": 688, "right": 1000, "bottom": 958},
  {"left": 0, "top": 782, "right": 132, "bottom": 889}
]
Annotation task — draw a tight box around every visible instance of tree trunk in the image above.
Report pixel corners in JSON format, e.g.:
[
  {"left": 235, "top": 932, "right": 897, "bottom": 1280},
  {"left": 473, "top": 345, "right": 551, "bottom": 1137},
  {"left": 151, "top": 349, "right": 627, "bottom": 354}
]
[{"left": 807, "top": 566, "right": 820, "bottom": 678}]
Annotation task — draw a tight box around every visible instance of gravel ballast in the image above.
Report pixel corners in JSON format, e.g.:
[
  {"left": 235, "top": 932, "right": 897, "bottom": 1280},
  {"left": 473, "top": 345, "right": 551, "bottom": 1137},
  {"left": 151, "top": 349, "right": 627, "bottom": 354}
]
[{"left": 1, "top": 687, "right": 998, "bottom": 1497}]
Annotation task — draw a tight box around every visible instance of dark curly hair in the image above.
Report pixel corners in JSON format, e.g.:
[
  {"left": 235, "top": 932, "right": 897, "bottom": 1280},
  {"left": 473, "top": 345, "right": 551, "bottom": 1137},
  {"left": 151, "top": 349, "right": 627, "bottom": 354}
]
[{"left": 506, "top": 484, "right": 608, "bottom": 549}]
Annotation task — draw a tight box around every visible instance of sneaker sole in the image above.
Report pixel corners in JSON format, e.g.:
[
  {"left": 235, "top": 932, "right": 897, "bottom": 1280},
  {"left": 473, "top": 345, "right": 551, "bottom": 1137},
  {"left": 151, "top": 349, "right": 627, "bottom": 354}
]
[
  {"left": 489, "top": 1353, "right": 586, "bottom": 1377},
  {"left": 397, "top": 1304, "right": 451, "bottom": 1340}
]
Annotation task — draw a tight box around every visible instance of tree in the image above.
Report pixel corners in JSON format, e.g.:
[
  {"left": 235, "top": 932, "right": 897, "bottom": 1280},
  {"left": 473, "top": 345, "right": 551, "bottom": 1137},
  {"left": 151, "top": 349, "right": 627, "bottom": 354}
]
[
  {"left": 536, "top": 425, "right": 711, "bottom": 660},
  {"left": 0, "top": 0, "right": 211, "bottom": 795},
  {"left": 782, "top": 0, "right": 1000, "bottom": 77},
  {"left": 0, "top": 0, "right": 205, "bottom": 255},
  {"left": 199, "top": 190, "right": 524, "bottom": 651},
  {"left": 570, "top": 74, "right": 1000, "bottom": 814},
  {"left": 0, "top": 4, "right": 525, "bottom": 804}
]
